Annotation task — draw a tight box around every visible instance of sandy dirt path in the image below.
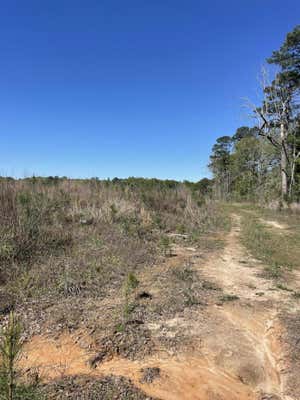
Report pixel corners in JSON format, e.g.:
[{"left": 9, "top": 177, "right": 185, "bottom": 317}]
[{"left": 21, "top": 214, "right": 299, "bottom": 400}]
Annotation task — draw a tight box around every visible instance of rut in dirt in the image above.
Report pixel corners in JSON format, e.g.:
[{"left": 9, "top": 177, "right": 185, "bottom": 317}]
[{"left": 192, "top": 214, "right": 285, "bottom": 399}]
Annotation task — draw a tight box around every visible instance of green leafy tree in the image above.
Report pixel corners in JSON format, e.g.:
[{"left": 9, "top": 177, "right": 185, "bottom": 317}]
[
  {"left": 252, "top": 26, "right": 300, "bottom": 200},
  {"left": 209, "top": 128, "right": 279, "bottom": 202},
  {"left": 232, "top": 126, "right": 258, "bottom": 144},
  {"left": 268, "top": 25, "right": 300, "bottom": 199},
  {"left": 209, "top": 136, "right": 233, "bottom": 199},
  {"left": 268, "top": 25, "right": 300, "bottom": 93},
  {"left": 208, "top": 26, "right": 300, "bottom": 202}
]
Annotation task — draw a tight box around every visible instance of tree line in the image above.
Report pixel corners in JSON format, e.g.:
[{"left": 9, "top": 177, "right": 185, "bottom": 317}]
[{"left": 209, "top": 25, "right": 300, "bottom": 204}]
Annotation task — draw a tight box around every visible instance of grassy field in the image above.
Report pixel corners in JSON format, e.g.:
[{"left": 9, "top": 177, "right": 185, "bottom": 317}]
[
  {"left": 1, "top": 182, "right": 299, "bottom": 399},
  {"left": 229, "top": 204, "right": 300, "bottom": 288},
  {"left": 0, "top": 177, "right": 230, "bottom": 399},
  {"left": 0, "top": 178, "right": 229, "bottom": 302}
]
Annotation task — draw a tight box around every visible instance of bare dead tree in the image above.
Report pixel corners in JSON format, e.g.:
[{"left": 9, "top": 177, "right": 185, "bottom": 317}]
[{"left": 246, "top": 67, "right": 296, "bottom": 200}]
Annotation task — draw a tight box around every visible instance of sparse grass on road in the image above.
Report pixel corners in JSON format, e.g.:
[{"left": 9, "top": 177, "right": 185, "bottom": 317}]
[{"left": 231, "top": 204, "right": 300, "bottom": 281}]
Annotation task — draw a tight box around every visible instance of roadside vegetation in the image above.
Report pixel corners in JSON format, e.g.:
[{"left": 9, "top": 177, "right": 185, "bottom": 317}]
[
  {"left": 0, "top": 176, "right": 229, "bottom": 398},
  {"left": 232, "top": 205, "right": 300, "bottom": 299},
  {"left": 0, "top": 176, "right": 227, "bottom": 303}
]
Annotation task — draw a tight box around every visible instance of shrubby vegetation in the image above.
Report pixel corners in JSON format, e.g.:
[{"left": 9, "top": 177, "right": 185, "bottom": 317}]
[
  {"left": 0, "top": 176, "right": 223, "bottom": 303},
  {"left": 0, "top": 181, "right": 71, "bottom": 283},
  {"left": 0, "top": 176, "right": 228, "bottom": 398}
]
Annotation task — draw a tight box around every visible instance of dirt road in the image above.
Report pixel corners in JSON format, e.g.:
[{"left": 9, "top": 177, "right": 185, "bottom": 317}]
[{"left": 21, "top": 213, "right": 300, "bottom": 400}]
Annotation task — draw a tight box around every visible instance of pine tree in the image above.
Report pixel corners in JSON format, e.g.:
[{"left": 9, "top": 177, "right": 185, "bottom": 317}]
[{"left": 0, "top": 312, "right": 22, "bottom": 400}]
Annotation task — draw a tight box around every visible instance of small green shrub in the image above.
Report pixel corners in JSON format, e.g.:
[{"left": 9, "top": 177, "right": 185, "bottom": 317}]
[
  {"left": 219, "top": 294, "right": 239, "bottom": 302},
  {"left": 0, "top": 312, "right": 42, "bottom": 400},
  {"left": 0, "top": 312, "right": 22, "bottom": 400},
  {"left": 110, "top": 204, "right": 118, "bottom": 221},
  {"left": 172, "top": 265, "right": 194, "bottom": 282},
  {"left": 183, "top": 289, "right": 199, "bottom": 306},
  {"left": 276, "top": 283, "right": 293, "bottom": 292},
  {"left": 160, "top": 235, "right": 171, "bottom": 257},
  {"left": 120, "top": 272, "right": 139, "bottom": 323},
  {"left": 125, "top": 272, "right": 139, "bottom": 293},
  {"left": 264, "top": 263, "right": 283, "bottom": 279}
]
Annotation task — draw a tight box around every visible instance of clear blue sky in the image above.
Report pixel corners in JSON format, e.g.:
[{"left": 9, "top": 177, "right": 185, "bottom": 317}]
[{"left": 1, "top": 0, "right": 299, "bottom": 181}]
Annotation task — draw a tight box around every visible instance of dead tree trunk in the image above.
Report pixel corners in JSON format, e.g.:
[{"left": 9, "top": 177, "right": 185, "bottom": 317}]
[{"left": 280, "top": 123, "right": 288, "bottom": 199}]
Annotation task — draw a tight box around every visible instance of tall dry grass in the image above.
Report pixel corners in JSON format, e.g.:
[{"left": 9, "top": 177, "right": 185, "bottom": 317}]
[{"left": 0, "top": 178, "right": 226, "bottom": 302}]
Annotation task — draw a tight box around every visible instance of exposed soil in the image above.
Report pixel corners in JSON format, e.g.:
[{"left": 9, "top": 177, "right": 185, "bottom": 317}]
[
  {"left": 43, "top": 375, "right": 158, "bottom": 400},
  {"left": 19, "top": 214, "right": 300, "bottom": 399}
]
